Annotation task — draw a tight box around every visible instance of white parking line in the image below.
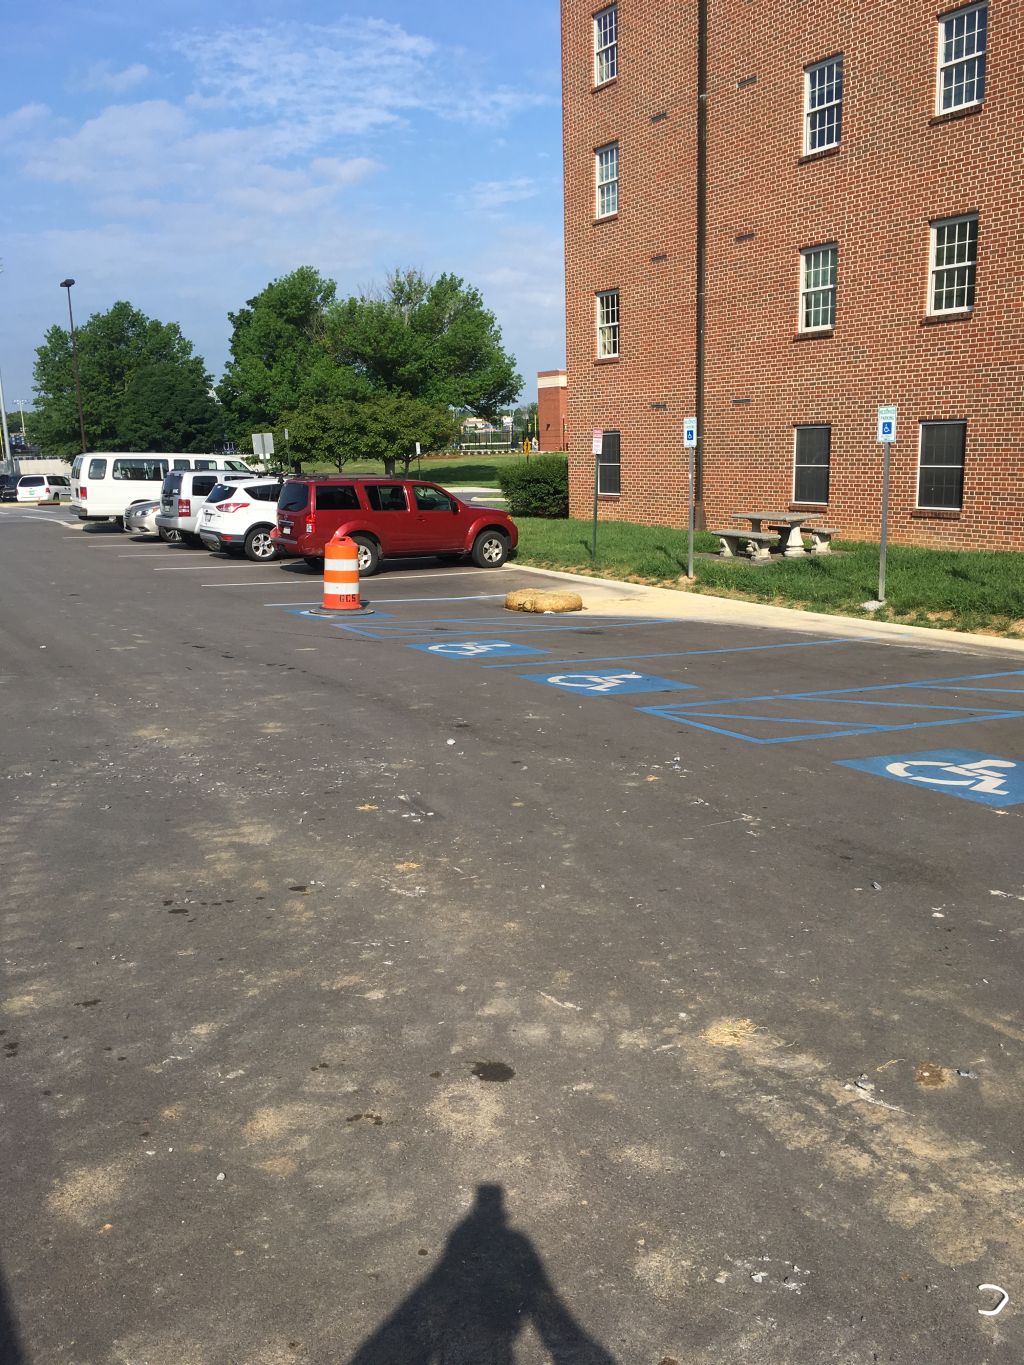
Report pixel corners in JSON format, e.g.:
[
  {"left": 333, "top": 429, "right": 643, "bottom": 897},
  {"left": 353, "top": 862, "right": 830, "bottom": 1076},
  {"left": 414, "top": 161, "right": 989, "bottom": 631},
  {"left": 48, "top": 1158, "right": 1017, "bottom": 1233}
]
[
  {"left": 201, "top": 580, "right": 296, "bottom": 587},
  {"left": 153, "top": 564, "right": 258, "bottom": 571},
  {"left": 369, "top": 593, "right": 509, "bottom": 604}
]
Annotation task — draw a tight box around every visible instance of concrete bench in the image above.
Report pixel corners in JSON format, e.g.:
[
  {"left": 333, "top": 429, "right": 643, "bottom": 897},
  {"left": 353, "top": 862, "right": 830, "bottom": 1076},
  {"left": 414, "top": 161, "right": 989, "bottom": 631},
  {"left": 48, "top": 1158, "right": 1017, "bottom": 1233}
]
[
  {"left": 711, "top": 529, "right": 781, "bottom": 562},
  {"left": 805, "top": 526, "right": 839, "bottom": 555}
]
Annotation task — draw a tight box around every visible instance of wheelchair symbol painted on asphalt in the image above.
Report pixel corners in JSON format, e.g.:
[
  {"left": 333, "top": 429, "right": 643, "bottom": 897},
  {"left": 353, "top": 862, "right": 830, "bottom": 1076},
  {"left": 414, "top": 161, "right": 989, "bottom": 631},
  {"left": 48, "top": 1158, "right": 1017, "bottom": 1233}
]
[
  {"left": 408, "top": 640, "right": 549, "bottom": 659},
  {"left": 837, "top": 749, "right": 1024, "bottom": 806},
  {"left": 520, "top": 669, "right": 695, "bottom": 696}
]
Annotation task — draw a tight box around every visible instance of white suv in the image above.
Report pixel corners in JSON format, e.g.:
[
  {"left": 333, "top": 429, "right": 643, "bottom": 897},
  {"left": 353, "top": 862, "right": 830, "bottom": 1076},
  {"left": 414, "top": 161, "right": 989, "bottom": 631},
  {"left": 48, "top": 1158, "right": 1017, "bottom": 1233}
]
[
  {"left": 198, "top": 476, "right": 284, "bottom": 561},
  {"left": 14, "top": 473, "right": 71, "bottom": 503}
]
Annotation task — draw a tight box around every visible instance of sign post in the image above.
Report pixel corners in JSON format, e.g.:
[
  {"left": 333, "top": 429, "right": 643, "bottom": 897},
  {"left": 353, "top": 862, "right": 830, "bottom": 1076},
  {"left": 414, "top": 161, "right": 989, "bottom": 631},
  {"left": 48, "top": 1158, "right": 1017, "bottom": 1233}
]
[
  {"left": 875, "top": 406, "right": 897, "bottom": 605},
  {"left": 683, "top": 418, "right": 698, "bottom": 579},
  {"left": 591, "top": 429, "right": 604, "bottom": 561}
]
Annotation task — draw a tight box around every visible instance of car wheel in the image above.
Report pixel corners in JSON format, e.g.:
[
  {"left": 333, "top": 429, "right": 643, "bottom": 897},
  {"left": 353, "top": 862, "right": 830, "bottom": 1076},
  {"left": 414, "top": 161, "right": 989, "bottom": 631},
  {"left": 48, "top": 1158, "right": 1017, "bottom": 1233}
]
[
  {"left": 351, "top": 534, "right": 382, "bottom": 576},
  {"left": 244, "top": 525, "right": 279, "bottom": 562},
  {"left": 113, "top": 517, "right": 126, "bottom": 531},
  {"left": 471, "top": 529, "right": 510, "bottom": 568},
  {"left": 303, "top": 556, "right": 324, "bottom": 571},
  {"left": 158, "top": 525, "right": 182, "bottom": 544}
]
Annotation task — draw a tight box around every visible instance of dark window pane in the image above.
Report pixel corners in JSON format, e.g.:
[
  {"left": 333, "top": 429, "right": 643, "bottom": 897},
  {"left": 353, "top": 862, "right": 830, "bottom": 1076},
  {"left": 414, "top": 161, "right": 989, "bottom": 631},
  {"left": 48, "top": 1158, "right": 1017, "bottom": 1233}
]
[
  {"left": 278, "top": 483, "right": 309, "bottom": 512},
  {"left": 599, "top": 429, "right": 621, "bottom": 494},
  {"left": 315, "top": 485, "right": 361, "bottom": 511},
  {"left": 919, "top": 423, "right": 965, "bottom": 508},
  {"left": 795, "top": 465, "right": 828, "bottom": 503},
  {"left": 365, "top": 484, "right": 408, "bottom": 512},
  {"left": 794, "top": 426, "right": 830, "bottom": 503},
  {"left": 795, "top": 427, "right": 830, "bottom": 465}
]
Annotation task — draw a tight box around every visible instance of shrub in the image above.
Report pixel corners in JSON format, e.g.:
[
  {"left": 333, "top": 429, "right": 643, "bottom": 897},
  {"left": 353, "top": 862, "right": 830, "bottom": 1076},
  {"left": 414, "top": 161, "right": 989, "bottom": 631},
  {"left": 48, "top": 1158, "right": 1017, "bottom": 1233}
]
[{"left": 497, "top": 454, "right": 568, "bottom": 518}]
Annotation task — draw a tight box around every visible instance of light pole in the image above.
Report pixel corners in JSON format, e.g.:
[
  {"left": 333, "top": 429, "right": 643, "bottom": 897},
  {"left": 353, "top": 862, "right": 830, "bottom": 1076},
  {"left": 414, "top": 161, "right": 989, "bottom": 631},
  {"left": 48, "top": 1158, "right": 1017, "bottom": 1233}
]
[
  {"left": 60, "top": 278, "right": 88, "bottom": 453},
  {"left": 14, "top": 400, "right": 28, "bottom": 440},
  {"left": 0, "top": 367, "right": 11, "bottom": 468}
]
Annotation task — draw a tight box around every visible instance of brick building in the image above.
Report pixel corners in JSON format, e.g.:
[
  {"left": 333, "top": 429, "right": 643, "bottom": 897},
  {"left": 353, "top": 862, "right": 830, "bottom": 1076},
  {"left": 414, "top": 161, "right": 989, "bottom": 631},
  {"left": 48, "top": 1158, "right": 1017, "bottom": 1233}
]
[
  {"left": 537, "top": 370, "right": 569, "bottom": 450},
  {"left": 562, "top": 0, "right": 1023, "bottom": 549}
]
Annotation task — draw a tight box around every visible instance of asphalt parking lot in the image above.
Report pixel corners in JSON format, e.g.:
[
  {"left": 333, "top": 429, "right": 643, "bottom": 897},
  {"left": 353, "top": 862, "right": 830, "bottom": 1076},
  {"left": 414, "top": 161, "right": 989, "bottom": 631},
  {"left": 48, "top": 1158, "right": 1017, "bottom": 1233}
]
[{"left": 2, "top": 508, "right": 1023, "bottom": 1363}]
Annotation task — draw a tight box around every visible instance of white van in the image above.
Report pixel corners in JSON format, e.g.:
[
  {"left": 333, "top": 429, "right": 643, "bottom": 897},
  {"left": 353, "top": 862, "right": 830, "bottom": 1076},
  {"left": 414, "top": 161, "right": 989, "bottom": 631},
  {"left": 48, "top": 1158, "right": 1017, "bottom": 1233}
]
[{"left": 70, "top": 453, "right": 254, "bottom": 526}]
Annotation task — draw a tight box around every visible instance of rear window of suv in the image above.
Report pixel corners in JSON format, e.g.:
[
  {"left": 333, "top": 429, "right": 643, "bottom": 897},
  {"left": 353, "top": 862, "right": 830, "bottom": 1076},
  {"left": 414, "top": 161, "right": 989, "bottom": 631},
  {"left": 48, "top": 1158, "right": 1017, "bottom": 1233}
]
[{"left": 279, "top": 483, "right": 310, "bottom": 512}]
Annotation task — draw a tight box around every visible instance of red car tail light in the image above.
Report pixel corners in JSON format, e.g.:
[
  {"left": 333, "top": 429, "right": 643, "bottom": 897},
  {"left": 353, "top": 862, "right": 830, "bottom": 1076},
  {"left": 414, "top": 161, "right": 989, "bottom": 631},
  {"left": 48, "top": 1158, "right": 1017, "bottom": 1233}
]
[
  {"left": 178, "top": 498, "right": 191, "bottom": 516},
  {"left": 80, "top": 487, "right": 87, "bottom": 498}
]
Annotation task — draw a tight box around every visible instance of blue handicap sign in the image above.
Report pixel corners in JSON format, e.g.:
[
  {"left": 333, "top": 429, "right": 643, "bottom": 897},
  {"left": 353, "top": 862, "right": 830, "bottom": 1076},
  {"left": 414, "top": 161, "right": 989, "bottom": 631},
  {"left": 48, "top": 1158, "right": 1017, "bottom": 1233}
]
[
  {"left": 881, "top": 421, "right": 893, "bottom": 438},
  {"left": 837, "top": 748, "right": 1024, "bottom": 807},
  {"left": 408, "top": 639, "right": 549, "bottom": 660},
  {"left": 520, "top": 669, "right": 695, "bottom": 697}
]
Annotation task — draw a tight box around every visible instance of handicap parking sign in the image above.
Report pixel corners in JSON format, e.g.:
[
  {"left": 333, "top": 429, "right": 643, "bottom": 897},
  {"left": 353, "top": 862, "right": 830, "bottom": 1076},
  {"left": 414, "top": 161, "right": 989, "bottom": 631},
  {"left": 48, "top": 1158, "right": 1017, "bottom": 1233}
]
[
  {"left": 837, "top": 748, "right": 1024, "bottom": 807},
  {"left": 408, "top": 640, "right": 548, "bottom": 660},
  {"left": 520, "top": 669, "right": 695, "bottom": 697}
]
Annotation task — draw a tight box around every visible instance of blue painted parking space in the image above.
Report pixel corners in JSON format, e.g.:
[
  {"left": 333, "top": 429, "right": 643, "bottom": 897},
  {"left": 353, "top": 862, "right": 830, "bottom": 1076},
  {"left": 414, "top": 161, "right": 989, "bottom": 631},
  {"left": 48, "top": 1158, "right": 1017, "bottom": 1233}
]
[
  {"left": 407, "top": 640, "right": 550, "bottom": 660},
  {"left": 637, "top": 670, "right": 1024, "bottom": 745},
  {"left": 519, "top": 669, "right": 696, "bottom": 696},
  {"left": 836, "top": 748, "right": 1024, "bottom": 807}
]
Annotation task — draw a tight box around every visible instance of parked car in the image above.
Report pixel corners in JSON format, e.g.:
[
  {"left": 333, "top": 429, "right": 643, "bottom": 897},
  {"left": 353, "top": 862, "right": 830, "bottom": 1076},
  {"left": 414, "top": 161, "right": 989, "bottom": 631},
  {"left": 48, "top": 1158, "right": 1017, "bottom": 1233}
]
[
  {"left": 155, "top": 469, "right": 251, "bottom": 546},
  {"left": 275, "top": 475, "right": 518, "bottom": 575},
  {"left": 198, "top": 476, "right": 285, "bottom": 561},
  {"left": 4, "top": 473, "right": 72, "bottom": 503},
  {"left": 124, "top": 500, "right": 173, "bottom": 539},
  {"left": 70, "top": 453, "right": 253, "bottom": 527}
]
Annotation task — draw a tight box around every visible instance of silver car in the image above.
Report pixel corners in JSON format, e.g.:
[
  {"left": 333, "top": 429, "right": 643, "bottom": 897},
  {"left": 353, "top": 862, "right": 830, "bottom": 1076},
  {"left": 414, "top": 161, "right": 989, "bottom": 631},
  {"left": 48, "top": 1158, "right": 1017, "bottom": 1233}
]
[{"left": 124, "top": 500, "right": 178, "bottom": 540}]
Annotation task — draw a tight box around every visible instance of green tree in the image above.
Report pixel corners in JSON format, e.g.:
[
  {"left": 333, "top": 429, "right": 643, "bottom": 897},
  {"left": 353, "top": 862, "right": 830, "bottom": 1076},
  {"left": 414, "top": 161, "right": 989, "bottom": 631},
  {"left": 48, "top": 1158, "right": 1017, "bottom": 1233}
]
[
  {"left": 117, "top": 362, "right": 225, "bottom": 453},
  {"left": 275, "top": 401, "right": 365, "bottom": 473},
  {"left": 218, "top": 267, "right": 360, "bottom": 439},
  {"left": 328, "top": 270, "right": 522, "bottom": 417},
  {"left": 360, "top": 392, "right": 460, "bottom": 476},
  {"left": 32, "top": 301, "right": 218, "bottom": 455}
]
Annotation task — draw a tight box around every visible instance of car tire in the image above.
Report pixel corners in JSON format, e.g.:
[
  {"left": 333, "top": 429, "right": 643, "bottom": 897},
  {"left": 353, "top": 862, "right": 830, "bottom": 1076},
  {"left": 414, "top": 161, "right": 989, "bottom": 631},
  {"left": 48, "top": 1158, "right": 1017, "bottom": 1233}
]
[
  {"left": 158, "top": 525, "right": 182, "bottom": 544},
  {"left": 471, "top": 529, "right": 510, "bottom": 568},
  {"left": 303, "top": 556, "right": 324, "bottom": 571},
  {"left": 244, "top": 525, "right": 279, "bottom": 562},
  {"left": 351, "top": 534, "right": 382, "bottom": 576}
]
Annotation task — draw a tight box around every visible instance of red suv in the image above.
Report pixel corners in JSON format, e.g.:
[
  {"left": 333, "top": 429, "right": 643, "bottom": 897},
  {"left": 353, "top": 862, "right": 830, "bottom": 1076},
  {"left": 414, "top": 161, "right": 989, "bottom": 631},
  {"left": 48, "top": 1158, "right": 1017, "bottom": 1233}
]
[{"left": 276, "top": 476, "right": 518, "bottom": 575}]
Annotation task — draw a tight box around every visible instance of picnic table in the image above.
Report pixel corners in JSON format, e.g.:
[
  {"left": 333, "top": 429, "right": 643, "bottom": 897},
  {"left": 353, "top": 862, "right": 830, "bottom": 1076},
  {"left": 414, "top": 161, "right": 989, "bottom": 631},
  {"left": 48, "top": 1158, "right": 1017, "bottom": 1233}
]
[{"left": 710, "top": 511, "right": 839, "bottom": 560}]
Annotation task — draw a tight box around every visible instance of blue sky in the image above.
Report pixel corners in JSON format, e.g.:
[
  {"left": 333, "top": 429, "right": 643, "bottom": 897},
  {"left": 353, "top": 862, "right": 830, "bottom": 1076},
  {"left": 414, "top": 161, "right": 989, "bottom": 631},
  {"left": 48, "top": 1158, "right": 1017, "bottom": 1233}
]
[{"left": 0, "top": 1, "right": 565, "bottom": 416}]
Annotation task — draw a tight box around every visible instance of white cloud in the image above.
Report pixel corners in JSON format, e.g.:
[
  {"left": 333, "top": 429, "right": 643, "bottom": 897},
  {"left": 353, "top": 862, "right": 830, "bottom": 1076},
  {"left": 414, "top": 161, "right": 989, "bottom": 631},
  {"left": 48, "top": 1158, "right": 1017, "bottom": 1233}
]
[
  {"left": 466, "top": 178, "right": 540, "bottom": 212},
  {"left": 0, "top": 104, "right": 52, "bottom": 147},
  {"left": 79, "top": 62, "right": 151, "bottom": 95}
]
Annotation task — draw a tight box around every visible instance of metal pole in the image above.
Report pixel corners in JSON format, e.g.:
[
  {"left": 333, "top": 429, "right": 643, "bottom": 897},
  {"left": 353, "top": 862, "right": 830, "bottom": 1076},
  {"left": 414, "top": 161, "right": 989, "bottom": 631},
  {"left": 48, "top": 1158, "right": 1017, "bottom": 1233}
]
[
  {"left": 15, "top": 399, "right": 27, "bottom": 438},
  {"left": 61, "top": 280, "right": 87, "bottom": 453},
  {"left": 0, "top": 368, "right": 12, "bottom": 467},
  {"left": 591, "top": 452, "right": 600, "bottom": 560},
  {"left": 878, "top": 441, "right": 892, "bottom": 604},
  {"left": 687, "top": 443, "right": 695, "bottom": 579}
]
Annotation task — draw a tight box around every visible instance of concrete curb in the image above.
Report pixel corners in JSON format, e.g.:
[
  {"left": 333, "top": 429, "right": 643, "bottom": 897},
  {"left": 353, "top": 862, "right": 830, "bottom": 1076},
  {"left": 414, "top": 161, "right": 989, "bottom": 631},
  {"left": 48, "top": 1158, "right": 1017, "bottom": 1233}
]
[{"left": 506, "top": 562, "right": 1024, "bottom": 657}]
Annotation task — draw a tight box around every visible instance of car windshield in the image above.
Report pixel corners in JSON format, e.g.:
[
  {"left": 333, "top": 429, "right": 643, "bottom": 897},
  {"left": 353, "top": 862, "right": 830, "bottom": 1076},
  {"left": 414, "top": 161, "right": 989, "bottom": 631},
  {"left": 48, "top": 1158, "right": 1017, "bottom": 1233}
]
[{"left": 278, "top": 483, "right": 309, "bottom": 512}]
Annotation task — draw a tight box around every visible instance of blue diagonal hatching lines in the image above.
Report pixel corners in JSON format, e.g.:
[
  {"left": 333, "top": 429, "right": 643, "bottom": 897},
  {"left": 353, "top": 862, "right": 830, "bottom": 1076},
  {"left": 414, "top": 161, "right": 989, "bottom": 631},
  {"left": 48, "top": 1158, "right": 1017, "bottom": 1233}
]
[{"left": 638, "top": 670, "right": 1024, "bottom": 745}]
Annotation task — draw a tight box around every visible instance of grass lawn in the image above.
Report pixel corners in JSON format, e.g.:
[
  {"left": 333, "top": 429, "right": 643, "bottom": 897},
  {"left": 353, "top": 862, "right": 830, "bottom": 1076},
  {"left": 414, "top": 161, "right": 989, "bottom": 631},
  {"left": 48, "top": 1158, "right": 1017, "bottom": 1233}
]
[
  {"left": 300, "top": 452, "right": 527, "bottom": 487},
  {"left": 513, "top": 517, "right": 1024, "bottom": 637}
]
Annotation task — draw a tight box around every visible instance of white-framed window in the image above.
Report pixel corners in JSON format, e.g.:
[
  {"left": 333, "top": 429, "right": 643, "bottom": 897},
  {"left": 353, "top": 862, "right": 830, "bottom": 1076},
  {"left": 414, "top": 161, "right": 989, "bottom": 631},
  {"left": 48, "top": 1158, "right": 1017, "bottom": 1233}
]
[
  {"left": 930, "top": 214, "right": 978, "bottom": 313},
  {"left": 937, "top": 3, "right": 987, "bottom": 112},
  {"left": 800, "top": 244, "right": 837, "bottom": 331},
  {"left": 594, "top": 5, "right": 618, "bottom": 85},
  {"left": 598, "top": 430, "right": 621, "bottom": 494},
  {"left": 793, "top": 426, "right": 831, "bottom": 503},
  {"left": 595, "top": 142, "right": 619, "bottom": 218},
  {"left": 596, "top": 290, "right": 620, "bottom": 357},
  {"left": 804, "top": 55, "right": 843, "bottom": 153},
  {"left": 918, "top": 421, "right": 966, "bottom": 509}
]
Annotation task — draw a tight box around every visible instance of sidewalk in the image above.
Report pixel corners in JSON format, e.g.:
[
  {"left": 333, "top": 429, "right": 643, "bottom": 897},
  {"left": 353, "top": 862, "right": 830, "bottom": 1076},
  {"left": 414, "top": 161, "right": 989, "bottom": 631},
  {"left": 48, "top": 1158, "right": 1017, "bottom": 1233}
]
[{"left": 512, "top": 563, "right": 1024, "bottom": 658}]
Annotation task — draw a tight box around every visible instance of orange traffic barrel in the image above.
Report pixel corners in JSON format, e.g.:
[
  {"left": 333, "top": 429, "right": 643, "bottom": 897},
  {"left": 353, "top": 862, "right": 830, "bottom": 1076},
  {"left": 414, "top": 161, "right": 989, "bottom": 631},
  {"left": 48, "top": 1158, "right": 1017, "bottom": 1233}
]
[{"left": 323, "top": 531, "right": 371, "bottom": 612}]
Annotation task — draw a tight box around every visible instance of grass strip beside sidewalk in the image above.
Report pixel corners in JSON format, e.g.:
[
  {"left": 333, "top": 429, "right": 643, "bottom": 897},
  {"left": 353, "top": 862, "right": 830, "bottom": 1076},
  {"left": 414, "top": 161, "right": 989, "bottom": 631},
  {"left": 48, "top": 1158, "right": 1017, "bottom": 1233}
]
[{"left": 513, "top": 517, "right": 1024, "bottom": 637}]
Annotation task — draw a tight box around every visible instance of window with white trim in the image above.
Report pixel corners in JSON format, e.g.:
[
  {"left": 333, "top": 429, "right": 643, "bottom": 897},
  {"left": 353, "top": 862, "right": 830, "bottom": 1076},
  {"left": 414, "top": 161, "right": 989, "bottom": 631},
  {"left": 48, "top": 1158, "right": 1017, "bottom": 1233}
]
[
  {"left": 793, "top": 426, "right": 831, "bottom": 503},
  {"left": 800, "top": 245, "right": 837, "bottom": 331},
  {"left": 930, "top": 215, "right": 978, "bottom": 313},
  {"left": 918, "top": 421, "right": 966, "bottom": 509},
  {"left": 594, "top": 5, "right": 618, "bottom": 85},
  {"left": 804, "top": 55, "right": 843, "bottom": 153},
  {"left": 595, "top": 142, "right": 619, "bottom": 218},
  {"left": 596, "top": 290, "right": 619, "bottom": 358},
  {"left": 598, "top": 430, "right": 621, "bottom": 494},
  {"left": 937, "top": 3, "right": 987, "bottom": 112}
]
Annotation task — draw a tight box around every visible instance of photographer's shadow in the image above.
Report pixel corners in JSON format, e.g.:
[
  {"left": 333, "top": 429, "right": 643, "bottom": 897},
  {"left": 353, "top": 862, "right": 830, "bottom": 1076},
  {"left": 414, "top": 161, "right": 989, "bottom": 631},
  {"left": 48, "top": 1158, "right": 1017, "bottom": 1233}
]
[{"left": 348, "top": 1184, "right": 618, "bottom": 1364}]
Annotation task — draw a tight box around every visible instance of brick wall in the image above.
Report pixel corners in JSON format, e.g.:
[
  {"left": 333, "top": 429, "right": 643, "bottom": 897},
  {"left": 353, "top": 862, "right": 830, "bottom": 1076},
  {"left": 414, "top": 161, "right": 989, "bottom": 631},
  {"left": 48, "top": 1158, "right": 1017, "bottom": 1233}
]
[
  {"left": 537, "top": 370, "right": 570, "bottom": 450},
  {"left": 562, "top": 0, "right": 1024, "bottom": 549}
]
